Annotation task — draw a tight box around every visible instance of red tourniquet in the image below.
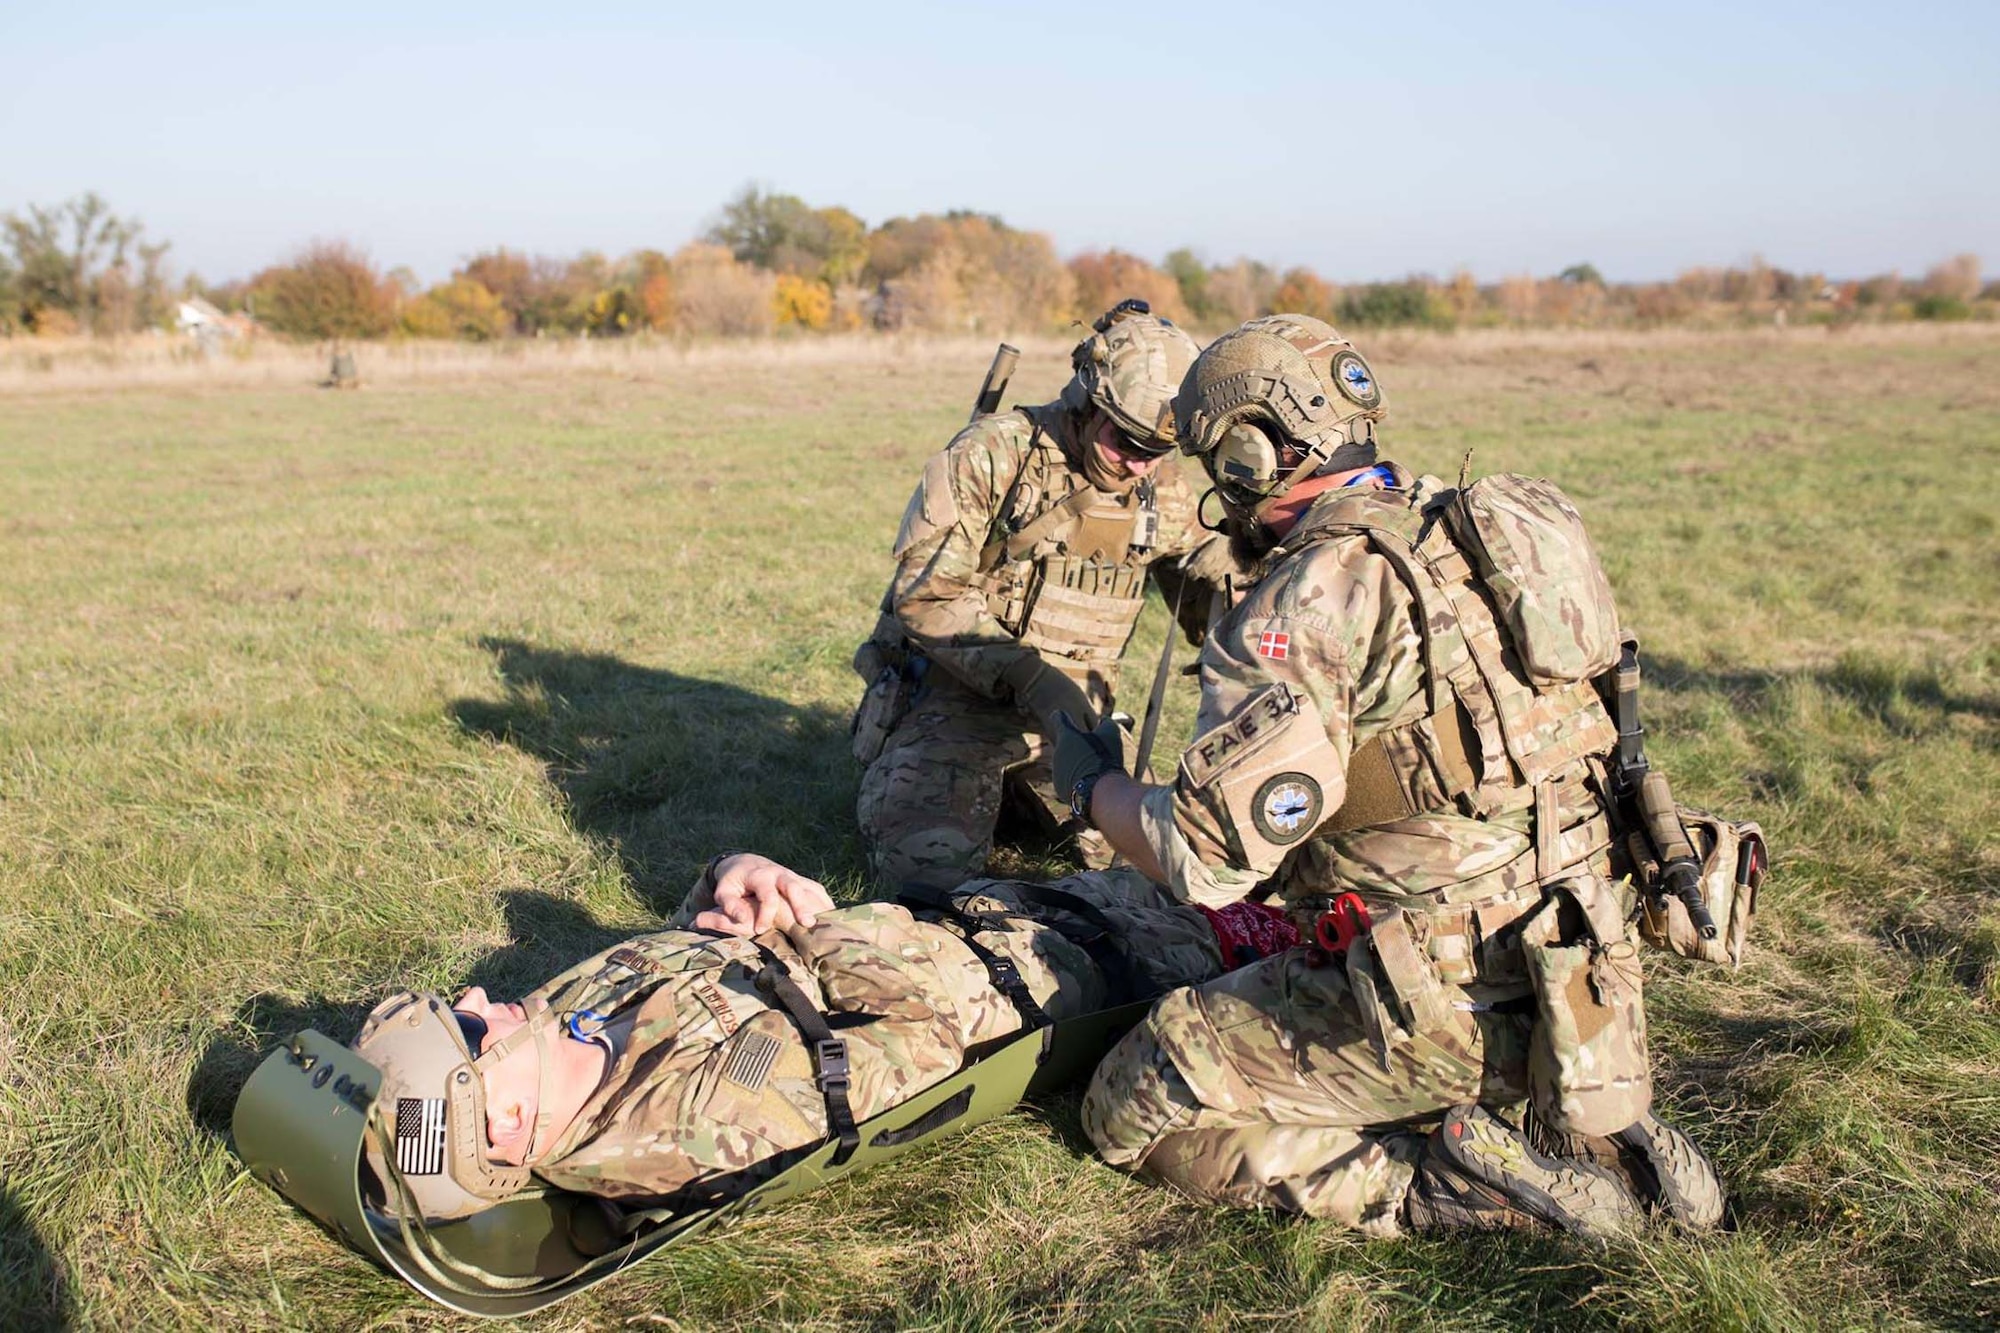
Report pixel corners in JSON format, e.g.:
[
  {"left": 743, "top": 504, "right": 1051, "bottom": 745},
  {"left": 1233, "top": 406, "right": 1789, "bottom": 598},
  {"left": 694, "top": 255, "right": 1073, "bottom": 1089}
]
[{"left": 1196, "top": 901, "right": 1301, "bottom": 970}]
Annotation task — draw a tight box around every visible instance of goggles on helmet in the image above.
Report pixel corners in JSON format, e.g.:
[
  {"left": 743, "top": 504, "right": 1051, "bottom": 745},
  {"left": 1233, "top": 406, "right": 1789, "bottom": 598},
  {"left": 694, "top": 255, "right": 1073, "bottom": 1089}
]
[{"left": 1108, "top": 423, "right": 1175, "bottom": 458}]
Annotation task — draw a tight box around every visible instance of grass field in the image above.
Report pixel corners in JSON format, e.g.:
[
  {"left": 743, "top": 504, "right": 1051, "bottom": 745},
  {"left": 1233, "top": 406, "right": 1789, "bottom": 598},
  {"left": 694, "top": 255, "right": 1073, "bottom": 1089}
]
[{"left": 1, "top": 327, "right": 1995, "bottom": 1330}]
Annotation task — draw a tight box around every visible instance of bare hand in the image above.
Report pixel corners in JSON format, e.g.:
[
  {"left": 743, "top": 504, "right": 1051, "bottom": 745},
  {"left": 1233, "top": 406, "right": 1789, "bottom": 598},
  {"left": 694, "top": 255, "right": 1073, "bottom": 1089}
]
[{"left": 690, "top": 854, "right": 834, "bottom": 937}]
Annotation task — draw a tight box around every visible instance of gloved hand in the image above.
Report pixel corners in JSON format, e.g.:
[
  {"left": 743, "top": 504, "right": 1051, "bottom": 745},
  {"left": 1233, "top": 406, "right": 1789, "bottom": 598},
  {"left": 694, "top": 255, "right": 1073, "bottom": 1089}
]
[
  {"left": 1001, "top": 658, "right": 1096, "bottom": 737},
  {"left": 1051, "top": 710, "right": 1131, "bottom": 812}
]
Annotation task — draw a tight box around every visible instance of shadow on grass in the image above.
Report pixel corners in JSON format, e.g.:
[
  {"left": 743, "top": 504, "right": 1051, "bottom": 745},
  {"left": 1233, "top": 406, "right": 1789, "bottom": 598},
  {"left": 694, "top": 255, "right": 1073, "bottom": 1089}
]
[
  {"left": 186, "top": 891, "right": 628, "bottom": 1142},
  {"left": 448, "top": 637, "right": 859, "bottom": 913},
  {"left": 0, "top": 1185, "right": 71, "bottom": 1331},
  {"left": 1646, "top": 651, "right": 1998, "bottom": 731}
]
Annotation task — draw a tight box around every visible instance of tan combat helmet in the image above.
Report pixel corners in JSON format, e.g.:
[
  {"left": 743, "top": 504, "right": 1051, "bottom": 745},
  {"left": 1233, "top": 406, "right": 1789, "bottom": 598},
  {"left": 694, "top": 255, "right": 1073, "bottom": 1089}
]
[
  {"left": 1060, "top": 298, "right": 1201, "bottom": 453},
  {"left": 1172, "top": 314, "right": 1387, "bottom": 514},
  {"left": 350, "top": 991, "right": 554, "bottom": 1221}
]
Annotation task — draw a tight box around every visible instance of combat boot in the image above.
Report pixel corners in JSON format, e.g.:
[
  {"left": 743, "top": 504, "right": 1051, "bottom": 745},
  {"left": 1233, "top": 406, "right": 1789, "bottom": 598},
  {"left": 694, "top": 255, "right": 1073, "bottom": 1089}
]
[
  {"left": 1612, "top": 1112, "right": 1726, "bottom": 1228},
  {"left": 1527, "top": 1107, "right": 1726, "bottom": 1230},
  {"left": 1403, "top": 1104, "right": 1644, "bottom": 1239}
]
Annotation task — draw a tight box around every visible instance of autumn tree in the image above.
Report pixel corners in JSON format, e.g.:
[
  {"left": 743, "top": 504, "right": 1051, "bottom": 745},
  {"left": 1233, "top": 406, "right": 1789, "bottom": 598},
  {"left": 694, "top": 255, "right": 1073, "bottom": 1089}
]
[
  {"left": 1272, "top": 266, "right": 1338, "bottom": 323},
  {"left": 865, "top": 212, "right": 1073, "bottom": 332},
  {"left": 1067, "top": 250, "right": 1190, "bottom": 326},
  {"left": 708, "top": 187, "right": 868, "bottom": 285},
  {"left": 401, "top": 277, "right": 509, "bottom": 340},
  {"left": 0, "top": 249, "right": 18, "bottom": 331},
  {"left": 459, "top": 249, "right": 537, "bottom": 331},
  {"left": 1923, "top": 254, "right": 1981, "bottom": 302},
  {"left": 251, "top": 241, "right": 397, "bottom": 341},
  {"left": 670, "top": 243, "right": 775, "bottom": 336},
  {"left": 2, "top": 192, "right": 165, "bottom": 334},
  {"left": 1202, "top": 259, "right": 1278, "bottom": 325},
  {"left": 773, "top": 273, "right": 833, "bottom": 329},
  {"left": 1164, "top": 249, "right": 1215, "bottom": 324},
  {"left": 631, "top": 249, "right": 673, "bottom": 331}
]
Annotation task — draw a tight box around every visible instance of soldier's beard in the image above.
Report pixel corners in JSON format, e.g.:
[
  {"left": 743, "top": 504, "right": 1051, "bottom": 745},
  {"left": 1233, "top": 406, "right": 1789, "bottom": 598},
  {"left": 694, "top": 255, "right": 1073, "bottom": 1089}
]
[{"left": 1225, "top": 510, "right": 1280, "bottom": 567}]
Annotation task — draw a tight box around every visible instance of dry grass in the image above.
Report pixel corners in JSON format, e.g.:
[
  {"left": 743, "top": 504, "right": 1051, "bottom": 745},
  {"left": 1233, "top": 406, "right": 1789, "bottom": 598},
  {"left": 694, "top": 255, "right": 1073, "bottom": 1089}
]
[
  {"left": 0, "top": 329, "right": 1994, "bottom": 1329},
  {"left": 4, "top": 321, "right": 1997, "bottom": 395}
]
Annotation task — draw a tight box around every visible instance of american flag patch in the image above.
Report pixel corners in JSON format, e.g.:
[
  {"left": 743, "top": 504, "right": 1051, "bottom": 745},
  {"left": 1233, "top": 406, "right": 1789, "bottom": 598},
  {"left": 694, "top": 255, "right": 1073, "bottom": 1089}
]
[
  {"left": 396, "top": 1097, "right": 447, "bottom": 1176},
  {"left": 1257, "top": 630, "right": 1290, "bottom": 660},
  {"left": 723, "top": 1029, "right": 782, "bottom": 1091}
]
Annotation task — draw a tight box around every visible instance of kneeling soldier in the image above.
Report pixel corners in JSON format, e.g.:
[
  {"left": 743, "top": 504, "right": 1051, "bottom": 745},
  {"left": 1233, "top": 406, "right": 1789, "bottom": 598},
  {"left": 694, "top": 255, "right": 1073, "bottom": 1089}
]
[
  {"left": 1060, "top": 316, "right": 1739, "bottom": 1237},
  {"left": 852, "top": 301, "right": 1213, "bottom": 890}
]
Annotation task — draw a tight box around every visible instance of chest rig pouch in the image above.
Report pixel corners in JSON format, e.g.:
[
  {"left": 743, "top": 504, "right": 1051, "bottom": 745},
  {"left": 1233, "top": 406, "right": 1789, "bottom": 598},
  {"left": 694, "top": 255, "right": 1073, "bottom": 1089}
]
[{"left": 979, "top": 427, "right": 1159, "bottom": 676}]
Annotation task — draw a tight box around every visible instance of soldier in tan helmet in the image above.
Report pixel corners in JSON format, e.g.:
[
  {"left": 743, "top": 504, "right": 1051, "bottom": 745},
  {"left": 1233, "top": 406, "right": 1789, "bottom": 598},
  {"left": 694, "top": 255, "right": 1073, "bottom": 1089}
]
[
  {"left": 853, "top": 300, "right": 1226, "bottom": 891},
  {"left": 345, "top": 851, "right": 1271, "bottom": 1220},
  {"left": 1051, "top": 315, "right": 1756, "bottom": 1237}
]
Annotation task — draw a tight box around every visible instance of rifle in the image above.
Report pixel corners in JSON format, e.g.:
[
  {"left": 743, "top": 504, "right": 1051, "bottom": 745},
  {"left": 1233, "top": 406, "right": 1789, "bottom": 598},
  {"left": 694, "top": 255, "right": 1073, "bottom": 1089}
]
[
  {"left": 1608, "top": 640, "right": 1717, "bottom": 939},
  {"left": 970, "top": 343, "right": 1020, "bottom": 423}
]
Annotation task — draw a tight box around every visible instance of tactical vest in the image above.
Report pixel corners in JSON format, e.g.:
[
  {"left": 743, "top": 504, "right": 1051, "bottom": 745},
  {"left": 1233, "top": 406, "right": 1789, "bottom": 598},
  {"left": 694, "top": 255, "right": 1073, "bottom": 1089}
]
[
  {"left": 1284, "top": 475, "right": 1622, "bottom": 841},
  {"left": 974, "top": 413, "right": 1160, "bottom": 680}
]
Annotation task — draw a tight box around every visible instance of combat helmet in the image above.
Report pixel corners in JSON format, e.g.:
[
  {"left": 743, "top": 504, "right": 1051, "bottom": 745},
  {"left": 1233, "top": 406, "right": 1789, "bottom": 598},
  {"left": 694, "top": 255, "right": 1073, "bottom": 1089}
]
[
  {"left": 350, "top": 991, "right": 552, "bottom": 1221},
  {"left": 1173, "top": 314, "right": 1387, "bottom": 514},
  {"left": 1060, "top": 298, "right": 1201, "bottom": 453}
]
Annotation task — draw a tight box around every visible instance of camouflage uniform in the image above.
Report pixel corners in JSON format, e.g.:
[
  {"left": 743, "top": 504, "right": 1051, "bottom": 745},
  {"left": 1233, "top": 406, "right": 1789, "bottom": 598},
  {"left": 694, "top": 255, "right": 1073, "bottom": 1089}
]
[
  {"left": 855, "top": 320, "right": 1211, "bottom": 890},
  {"left": 1081, "top": 346, "right": 1672, "bottom": 1235},
  {"left": 518, "top": 868, "right": 1227, "bottom": 1205}
]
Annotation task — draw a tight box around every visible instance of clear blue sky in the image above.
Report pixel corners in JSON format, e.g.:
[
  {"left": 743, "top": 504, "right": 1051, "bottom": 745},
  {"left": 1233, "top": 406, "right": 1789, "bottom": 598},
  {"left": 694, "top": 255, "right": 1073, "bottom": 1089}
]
[{"left": 2, "top": 1, "right": 1994, "bottom": 286}]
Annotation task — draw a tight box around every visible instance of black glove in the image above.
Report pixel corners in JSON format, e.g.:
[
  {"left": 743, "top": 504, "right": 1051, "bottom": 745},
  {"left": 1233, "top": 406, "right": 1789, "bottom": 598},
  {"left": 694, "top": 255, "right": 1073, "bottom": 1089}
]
[
  {"left": 1052, "top": 711, "right": 1130, "bottom": 825},
  {"left": 1001, "top": 658, "right": 1096, "bottom": 738}
]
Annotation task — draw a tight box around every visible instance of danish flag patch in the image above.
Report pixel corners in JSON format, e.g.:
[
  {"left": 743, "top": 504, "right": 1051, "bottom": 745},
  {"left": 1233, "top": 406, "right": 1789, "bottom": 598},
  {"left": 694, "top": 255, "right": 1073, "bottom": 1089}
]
[{"left": 1257, "top": 629, "right": 1291, "bottom": 661}]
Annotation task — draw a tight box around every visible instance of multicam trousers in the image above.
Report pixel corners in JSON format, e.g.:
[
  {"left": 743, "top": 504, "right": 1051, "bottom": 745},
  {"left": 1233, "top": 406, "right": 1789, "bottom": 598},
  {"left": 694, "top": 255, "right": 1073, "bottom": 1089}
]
[
  {"left": 1081, "top": 946, "right": 1536, "bottom": 1236},
  {"left": 857, "top": 675, "right": 1111, "bottom": 891}
]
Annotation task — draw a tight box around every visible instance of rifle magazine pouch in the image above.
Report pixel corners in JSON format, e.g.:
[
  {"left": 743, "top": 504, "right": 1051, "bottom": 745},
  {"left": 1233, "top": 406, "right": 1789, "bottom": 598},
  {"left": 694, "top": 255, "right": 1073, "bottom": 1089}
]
[
  {"left": 850, "top": 667, "right": 916, "bottom": 765},
  {"left": 1522, "top": 878, "right": 1652, "bottom": 1135},
  {"left": 1637, "top": 810, "right": 1766, "bottom": 968}
]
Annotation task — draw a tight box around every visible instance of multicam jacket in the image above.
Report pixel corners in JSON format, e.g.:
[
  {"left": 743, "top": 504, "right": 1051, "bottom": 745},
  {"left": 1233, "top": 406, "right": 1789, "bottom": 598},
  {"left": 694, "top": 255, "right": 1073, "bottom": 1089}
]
[
  {"left": 1138, "top": 463, "right": 1625, "bottom": 931},
  {"left": 875, "top": 402, "right": 1202, "bottom": 710},
  {"left": 526, "top": 876, "right": 1222, "bottom": 1204}
]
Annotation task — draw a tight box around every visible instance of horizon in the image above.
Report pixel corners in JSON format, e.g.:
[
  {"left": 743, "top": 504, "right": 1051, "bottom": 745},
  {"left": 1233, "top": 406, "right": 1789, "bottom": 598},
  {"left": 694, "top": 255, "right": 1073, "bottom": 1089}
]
[{"left": 2, "top": 1, "right": 1995, "bottom": 289}]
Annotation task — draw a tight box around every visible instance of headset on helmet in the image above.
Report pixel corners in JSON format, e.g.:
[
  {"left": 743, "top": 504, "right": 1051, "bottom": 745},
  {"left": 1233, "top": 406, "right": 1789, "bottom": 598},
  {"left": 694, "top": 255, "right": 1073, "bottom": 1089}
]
[
  {"left": 1059, "top": 298, "right": 1201, "bottom": 454},
  {"left": 1172, "top": 314, "right": 1387, "bottom": 516}
]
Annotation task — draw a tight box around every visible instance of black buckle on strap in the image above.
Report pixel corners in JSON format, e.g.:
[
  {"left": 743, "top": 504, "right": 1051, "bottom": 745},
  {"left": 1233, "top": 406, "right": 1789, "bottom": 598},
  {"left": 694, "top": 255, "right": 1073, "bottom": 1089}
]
[{"left": 814, "top": 1038, "right": 851, "bottom": 1093}]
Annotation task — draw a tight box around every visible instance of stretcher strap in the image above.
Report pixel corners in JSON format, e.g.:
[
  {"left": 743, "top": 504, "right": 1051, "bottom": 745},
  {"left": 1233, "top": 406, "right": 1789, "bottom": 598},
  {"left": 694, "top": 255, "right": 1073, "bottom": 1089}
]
[
  {"left": 978, "top": 882, "right": 1148, "bottom": 1005},
  {"left": 750, "top": 948, "right": 860, "bottom": 1166},
  {"left": 896, "top": 884, "right": 1055, "bottom": 1033},
  {"left": 952, "top": 929, "right": 1054, "bottom": 1032}
]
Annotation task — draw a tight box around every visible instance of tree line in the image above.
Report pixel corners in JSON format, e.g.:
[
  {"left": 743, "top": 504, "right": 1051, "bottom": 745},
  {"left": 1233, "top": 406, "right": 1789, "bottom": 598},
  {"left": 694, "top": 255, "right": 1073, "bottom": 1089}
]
[{"left": 2, "top": 188, "right": 1991, "bottom": 342}]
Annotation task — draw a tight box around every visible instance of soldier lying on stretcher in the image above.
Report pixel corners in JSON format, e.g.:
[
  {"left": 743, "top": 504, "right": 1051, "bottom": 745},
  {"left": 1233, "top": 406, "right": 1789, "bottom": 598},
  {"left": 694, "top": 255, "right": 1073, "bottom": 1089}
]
[{"left": 352, "top": 853, "right": 1293, "bottom": 1222}]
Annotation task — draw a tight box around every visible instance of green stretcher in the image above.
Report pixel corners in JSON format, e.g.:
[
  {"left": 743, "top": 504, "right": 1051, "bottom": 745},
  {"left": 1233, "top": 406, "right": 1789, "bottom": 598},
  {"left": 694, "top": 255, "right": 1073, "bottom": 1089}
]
[{"left": 231, "top": 1001, "right": 1149, "bottom": 1318}]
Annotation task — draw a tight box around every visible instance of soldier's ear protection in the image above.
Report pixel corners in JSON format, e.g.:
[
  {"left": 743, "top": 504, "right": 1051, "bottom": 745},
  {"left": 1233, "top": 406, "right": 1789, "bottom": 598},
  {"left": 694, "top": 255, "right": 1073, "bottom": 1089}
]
[{"left": 1210, "top": 420, "right": 1300, "bottom": 502}]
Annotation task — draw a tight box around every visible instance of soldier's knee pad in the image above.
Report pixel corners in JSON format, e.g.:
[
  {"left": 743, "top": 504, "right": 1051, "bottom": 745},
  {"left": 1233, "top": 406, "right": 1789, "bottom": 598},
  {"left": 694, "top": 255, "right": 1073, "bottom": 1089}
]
[{"left": 866, "top": 826, "right": 988, "bottom": 892}]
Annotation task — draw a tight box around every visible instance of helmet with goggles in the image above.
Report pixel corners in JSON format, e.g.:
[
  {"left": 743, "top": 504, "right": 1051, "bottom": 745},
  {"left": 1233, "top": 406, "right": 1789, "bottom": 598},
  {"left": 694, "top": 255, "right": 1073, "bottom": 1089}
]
[
  {"left": 1059, "top": 298, "right": 1201, "bottom": 454},
  {"left": 1172, "top": 314, "right": 1387, "bottom": 514},
  {"left": 350, "top": 991, "right": 555, "bottom": 1222}
]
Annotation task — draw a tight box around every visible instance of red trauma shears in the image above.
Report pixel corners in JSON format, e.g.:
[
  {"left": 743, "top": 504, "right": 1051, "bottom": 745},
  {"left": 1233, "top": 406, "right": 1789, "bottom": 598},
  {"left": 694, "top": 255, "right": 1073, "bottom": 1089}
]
[{"left": 1314, "top": 892, "right": 1373, "bottom": 954}]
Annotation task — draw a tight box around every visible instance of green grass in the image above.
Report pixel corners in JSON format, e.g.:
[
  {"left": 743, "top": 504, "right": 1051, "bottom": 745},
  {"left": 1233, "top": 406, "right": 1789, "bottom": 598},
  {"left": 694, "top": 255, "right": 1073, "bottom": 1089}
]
[{"left": 1, "top": 329, "right": 1995, "bottom": 1330}]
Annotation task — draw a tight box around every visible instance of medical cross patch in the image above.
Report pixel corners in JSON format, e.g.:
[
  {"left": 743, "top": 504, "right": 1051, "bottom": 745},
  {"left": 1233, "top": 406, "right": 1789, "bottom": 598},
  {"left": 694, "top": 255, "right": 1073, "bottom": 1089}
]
[{"left": 1257, "top": 630, "right": 1290, "bottom": 661}]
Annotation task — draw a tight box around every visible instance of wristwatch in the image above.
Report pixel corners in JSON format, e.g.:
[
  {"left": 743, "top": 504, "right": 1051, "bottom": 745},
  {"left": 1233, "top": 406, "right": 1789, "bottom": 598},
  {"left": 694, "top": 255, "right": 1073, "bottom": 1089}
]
[{"left": 1069, "top": 771, "right": 1109, "bottom": 828}]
